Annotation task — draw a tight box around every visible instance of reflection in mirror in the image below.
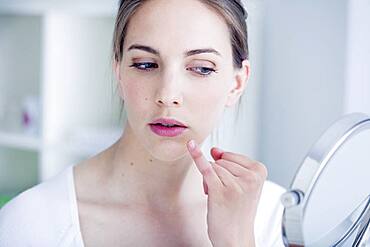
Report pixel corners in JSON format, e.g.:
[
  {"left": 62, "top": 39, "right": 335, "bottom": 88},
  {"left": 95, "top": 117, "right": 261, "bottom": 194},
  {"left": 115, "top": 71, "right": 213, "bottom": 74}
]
[{"left": 281, "top": 112, "right": 370, "bottom": 246}]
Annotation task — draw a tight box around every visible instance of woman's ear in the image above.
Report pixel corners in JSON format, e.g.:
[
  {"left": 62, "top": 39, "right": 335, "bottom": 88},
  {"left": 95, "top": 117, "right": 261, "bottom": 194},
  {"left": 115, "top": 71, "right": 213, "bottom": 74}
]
[
  {"left": 225, "top": 59, "right": 251, "bottom": 107},
  {"left": 113, "top": 59, "right": 124, "bottom": 99}
]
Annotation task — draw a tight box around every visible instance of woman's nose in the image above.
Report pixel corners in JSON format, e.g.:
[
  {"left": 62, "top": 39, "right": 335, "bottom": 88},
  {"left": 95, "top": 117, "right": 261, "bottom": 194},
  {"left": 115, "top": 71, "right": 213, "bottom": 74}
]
[
  {"left": 155, "top": 93, "right": 182, "bottom": 107},
  {"left": 155, "top": 72, "right": 183, "bottom": 107}
]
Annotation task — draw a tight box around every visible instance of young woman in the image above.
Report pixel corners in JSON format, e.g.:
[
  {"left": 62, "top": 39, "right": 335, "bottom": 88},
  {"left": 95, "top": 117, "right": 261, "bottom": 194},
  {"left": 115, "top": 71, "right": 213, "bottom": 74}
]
[{"left": 0, "top": 0, "right": 285, "bottom": 246}]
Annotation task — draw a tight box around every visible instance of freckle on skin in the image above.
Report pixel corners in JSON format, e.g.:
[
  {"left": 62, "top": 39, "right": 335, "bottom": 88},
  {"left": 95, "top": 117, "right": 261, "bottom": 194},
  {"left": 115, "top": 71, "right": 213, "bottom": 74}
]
[
  {"left": 149, "top": 159, "right": 153, "bottom": 162},
  {"left": 130, "top": 162, "right": 134, "bottom": 166},
  {"left": 145, "top": 97, "right": 148, "bottom": 100}
]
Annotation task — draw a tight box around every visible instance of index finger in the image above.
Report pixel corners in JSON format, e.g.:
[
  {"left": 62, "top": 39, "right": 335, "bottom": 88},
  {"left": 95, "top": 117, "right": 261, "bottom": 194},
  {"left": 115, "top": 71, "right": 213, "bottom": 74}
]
[
  {"left": 186, "top": 140, "right": 223, "bottom": 189},
  {"left": 186, "top": 140, "right": 211, "bottom": 174}
]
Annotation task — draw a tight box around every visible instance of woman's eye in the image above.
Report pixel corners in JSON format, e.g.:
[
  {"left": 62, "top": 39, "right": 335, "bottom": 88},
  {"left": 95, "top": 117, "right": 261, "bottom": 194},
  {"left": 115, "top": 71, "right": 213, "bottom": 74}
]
[
  {"left": 187, "top": 67, "right": 217, "bottom": 76},
  {"left": 130, "top": 62, "right": 158, "bottom": 71},
  {"left": 129, "top": 63, "right": 216, "bottom": 76}
]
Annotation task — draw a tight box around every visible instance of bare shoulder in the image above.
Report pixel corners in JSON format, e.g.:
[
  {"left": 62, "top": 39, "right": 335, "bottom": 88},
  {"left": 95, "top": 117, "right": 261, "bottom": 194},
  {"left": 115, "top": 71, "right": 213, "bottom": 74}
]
[{"left": 73, "top": 153, "right": 108, "bottom": 201}]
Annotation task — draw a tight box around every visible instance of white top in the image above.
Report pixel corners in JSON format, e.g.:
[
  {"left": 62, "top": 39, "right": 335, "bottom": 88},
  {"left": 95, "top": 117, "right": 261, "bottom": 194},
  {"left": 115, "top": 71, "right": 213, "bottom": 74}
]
[{"left": 0, "top": 165, "right": 286, "bottom": 247}]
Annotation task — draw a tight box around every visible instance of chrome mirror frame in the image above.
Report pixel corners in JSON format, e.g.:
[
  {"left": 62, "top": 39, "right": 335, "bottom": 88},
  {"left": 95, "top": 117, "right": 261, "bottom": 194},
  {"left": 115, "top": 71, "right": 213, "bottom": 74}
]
[{"left": 281, "top": 112, "right": 370, "bottom": 246}]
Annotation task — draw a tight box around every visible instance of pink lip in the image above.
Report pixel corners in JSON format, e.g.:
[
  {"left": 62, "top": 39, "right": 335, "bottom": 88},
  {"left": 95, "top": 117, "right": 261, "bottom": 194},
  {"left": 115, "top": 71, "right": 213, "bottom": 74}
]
[
  {"left": 149, "top": 124, "right": 187, "bottom": 137},
  {"left": 150, "top": 118, "right": 187, "bottom": 127}
]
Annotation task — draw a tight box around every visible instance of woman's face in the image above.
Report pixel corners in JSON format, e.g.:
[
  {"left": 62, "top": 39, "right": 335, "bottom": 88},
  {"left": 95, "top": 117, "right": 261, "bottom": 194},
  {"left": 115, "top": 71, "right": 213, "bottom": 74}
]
[{"left": 115, "top": 0, "right": 249, "bottom": 161}]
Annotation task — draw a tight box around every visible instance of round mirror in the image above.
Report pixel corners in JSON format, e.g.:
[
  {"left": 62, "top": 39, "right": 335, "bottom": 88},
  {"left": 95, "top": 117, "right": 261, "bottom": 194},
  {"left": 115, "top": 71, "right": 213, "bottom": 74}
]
[{"left": 281, "top": 112, "right": 370, "bottom": 246}]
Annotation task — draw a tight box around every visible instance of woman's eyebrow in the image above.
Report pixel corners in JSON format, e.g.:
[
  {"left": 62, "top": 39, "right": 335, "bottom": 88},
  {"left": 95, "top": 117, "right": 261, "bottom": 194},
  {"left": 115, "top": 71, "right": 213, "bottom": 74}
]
[
  {"left": 127, "top": 44, "right": 222, "bottom": 57},
  {"left": 185, "top": 48, "right": 222, "bottom": 57},
  {"left": 127, "top": 44, "right": 160, "bottom": 55}
]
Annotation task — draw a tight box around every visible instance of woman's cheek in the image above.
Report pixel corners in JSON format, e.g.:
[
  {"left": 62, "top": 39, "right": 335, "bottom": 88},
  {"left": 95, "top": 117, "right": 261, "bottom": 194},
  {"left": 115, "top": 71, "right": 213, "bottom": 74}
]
[
  {"left": 121, "top": 81, "right": 150, "bottom": 122},
  {"left": 190, "top": 89, "right": 225, "bottom": 136},
  {"left": 122, "top": 79, "right": 146, "bottom": 104}
]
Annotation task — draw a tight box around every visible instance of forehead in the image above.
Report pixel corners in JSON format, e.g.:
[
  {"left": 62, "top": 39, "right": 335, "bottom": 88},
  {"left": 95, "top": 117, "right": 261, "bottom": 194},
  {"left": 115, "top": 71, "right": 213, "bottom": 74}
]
[{"left": 123, "top": 0, "right": 232, "bottom": 57}]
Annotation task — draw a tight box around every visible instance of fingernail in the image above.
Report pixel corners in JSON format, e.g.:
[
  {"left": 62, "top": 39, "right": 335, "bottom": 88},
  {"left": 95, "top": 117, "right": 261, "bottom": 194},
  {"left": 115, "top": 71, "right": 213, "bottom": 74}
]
[{"left": 188, "top": 140, "right": 196, "bottom": 151}]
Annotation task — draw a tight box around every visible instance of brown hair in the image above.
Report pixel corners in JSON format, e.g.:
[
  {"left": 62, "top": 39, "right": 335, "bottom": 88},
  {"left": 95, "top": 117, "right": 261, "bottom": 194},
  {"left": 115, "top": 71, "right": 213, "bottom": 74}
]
[
  {"left": 113, "top": 0, "right": 249, "bottom": 68},
  {"left": 112, "top": 0, "right": 249, "bottom": 144}
]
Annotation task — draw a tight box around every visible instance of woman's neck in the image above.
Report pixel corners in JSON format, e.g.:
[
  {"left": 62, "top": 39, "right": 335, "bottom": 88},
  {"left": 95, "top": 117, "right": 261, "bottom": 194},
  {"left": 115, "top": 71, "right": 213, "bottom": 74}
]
[{"left": 100, "top": 123, "right": 206, "bottom": 211}]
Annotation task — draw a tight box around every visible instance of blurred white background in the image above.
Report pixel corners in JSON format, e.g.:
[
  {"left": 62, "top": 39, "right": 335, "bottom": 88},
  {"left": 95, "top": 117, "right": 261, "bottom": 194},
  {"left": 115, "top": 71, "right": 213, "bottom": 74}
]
[{"left": 0, "top": 0, "right": 369, "bottom": 206}]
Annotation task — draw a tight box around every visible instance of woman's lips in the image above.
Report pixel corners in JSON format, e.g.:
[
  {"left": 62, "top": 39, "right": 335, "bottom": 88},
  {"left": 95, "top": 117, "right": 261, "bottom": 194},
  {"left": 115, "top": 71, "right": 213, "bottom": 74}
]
[
  {"left": 150, "top": 118, "right": 187, "bottom": 127},
  {"left": 149, "top": 124, "right": 187, "bottom": 137}
]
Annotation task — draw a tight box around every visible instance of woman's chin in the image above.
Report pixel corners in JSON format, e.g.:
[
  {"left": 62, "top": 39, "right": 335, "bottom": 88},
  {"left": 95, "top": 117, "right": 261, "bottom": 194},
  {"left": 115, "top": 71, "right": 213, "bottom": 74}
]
[{"left": 147, "top": 142, "right": 190, "bottom": 162}]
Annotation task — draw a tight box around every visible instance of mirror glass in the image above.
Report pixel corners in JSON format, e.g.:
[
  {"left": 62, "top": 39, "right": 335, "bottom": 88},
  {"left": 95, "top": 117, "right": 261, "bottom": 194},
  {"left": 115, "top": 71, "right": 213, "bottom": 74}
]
[{"left": 282, "top": 113, "right": 370, "bottom": 246}]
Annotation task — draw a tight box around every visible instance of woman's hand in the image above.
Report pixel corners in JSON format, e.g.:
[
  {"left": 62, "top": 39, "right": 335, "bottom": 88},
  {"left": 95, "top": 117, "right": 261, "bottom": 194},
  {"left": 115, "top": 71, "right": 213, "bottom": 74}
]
[{"left": 186, "top": 140, "right": 268, "bottom": 247}]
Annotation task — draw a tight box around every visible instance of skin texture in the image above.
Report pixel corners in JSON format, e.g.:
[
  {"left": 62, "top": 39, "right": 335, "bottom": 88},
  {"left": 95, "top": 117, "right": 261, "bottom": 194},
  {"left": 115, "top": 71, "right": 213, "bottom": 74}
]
[{"left": 73, "top": 0, "right": 265, "bottom": 246}]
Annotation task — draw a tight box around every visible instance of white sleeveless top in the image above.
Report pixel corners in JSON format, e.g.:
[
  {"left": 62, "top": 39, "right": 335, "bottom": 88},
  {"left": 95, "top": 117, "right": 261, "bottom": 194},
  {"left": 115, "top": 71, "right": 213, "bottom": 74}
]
[{"left": 0, "top": 165, "right": 286, "bottom": 247}]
